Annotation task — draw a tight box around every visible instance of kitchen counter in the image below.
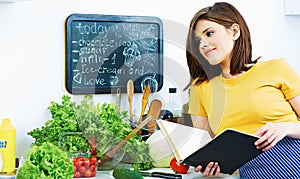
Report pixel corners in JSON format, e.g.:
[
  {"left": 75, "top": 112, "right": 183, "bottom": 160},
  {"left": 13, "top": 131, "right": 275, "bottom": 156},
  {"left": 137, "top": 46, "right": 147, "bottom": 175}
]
[
  {"left": 1, "top": 167, "right": 240, "bottom": 179},
  {"left": 94, "top": 167, "right": 241, "bottom": 179}
]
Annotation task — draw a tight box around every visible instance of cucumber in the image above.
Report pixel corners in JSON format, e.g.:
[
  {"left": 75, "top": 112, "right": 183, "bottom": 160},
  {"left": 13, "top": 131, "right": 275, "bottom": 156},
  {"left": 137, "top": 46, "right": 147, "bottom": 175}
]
[{"left": 112, "top": 168, "right": 143, "bottom": 179}]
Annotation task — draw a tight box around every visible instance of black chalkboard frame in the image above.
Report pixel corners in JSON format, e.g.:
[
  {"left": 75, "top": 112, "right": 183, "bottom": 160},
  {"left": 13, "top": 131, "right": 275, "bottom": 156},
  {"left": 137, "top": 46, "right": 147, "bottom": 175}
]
[{"left": 65, "top": 13, "right": 164, "bottom": 94}]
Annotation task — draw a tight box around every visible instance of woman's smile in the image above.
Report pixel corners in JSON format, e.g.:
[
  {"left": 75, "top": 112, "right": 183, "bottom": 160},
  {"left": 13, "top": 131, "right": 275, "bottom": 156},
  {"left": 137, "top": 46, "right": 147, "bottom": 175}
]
[
  {"left": 195, "top": 20, "right": 236, "bottom": 66},
  {"left": 204, "top": 48, "right": 216, "bottom": 57}
]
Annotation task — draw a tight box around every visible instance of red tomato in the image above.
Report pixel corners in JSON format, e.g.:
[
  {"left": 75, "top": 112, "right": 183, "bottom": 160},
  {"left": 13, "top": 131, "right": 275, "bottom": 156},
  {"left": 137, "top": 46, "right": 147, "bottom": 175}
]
[
  {"left": 90, "top": 164, "right": 96, "bottom": 172},
  {"left": 74, "top": 171, "right": 81, "bottom": 178},
  {"left": 91, "top": 148, "right": 97, "bottom": 155},
  {"left": 77, "top": 159, "right": 84, "bottom": 167},
  {"left": 84, "top": 170, "right": 92, "bottom": 177},
  {"left": 91, "top": 171, "right": 96, "bottom": 177},
  {"left": 79, "top": 166, "right": 86, "bottom": 173},
  {"left": 90, "top": 156, "right": 98, "bottom": 163},
  {"left": 83, "top": 158, "right": 90, "bottom": 166},
  {"left": 73, "top": 160, "right": 80, "bottom": 167},
  {"left": 170, "top": 157, "right": 189, "bottom": 174}
]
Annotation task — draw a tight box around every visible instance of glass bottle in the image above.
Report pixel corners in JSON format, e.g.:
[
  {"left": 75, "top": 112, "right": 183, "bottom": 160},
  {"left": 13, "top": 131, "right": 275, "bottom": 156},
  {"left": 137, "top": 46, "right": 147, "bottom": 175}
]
[{"left": 168, "top": 88, "right": 182, "bottom": 117}]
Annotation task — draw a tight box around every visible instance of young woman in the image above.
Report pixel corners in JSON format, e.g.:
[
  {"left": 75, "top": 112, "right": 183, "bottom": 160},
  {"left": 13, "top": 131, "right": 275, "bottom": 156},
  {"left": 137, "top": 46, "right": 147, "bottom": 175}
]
[{"left": 186, "top": 2, "right": 300, "bottom": 178}]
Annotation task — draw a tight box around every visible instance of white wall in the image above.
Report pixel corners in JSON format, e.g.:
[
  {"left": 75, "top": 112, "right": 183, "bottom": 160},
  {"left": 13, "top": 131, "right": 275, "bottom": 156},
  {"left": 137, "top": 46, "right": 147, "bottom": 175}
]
[{"left": 0, "top": 0, "right": 299, "bottom": 158}]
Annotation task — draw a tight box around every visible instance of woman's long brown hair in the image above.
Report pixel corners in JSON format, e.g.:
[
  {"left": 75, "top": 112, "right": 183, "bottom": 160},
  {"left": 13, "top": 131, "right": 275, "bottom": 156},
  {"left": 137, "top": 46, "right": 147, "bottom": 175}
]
[{"left": 185, "top": 2, "right": 258, "bottom": 90}]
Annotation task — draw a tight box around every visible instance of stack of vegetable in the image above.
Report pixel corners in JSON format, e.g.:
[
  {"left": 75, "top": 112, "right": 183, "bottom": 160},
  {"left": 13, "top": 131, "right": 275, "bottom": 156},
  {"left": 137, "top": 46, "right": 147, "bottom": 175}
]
[
  {"left": 75, "top": 95, "right": 153, "bottom": 170},
  {"left": 18, "top": 94, "right": 153, "bottom": 178}
]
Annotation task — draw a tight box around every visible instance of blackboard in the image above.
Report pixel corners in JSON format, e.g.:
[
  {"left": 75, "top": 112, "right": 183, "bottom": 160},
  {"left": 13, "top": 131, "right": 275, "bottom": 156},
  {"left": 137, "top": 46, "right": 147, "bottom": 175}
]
[{"left": 65, "top": 14, "right": 163, "bottom": 94}]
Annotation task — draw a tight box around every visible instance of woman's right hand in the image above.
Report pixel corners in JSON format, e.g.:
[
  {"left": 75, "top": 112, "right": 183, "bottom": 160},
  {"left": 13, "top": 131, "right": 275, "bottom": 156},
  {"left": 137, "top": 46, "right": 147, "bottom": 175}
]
[{"left": 194, "top": 162, "right": 220, "bottom": 176}]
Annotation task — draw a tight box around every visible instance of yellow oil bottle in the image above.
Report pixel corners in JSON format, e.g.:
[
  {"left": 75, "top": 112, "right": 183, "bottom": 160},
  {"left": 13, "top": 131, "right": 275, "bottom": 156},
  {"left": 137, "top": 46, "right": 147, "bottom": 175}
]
[{"left": 0, "top": 118, "right": 16, "bottom": 173}]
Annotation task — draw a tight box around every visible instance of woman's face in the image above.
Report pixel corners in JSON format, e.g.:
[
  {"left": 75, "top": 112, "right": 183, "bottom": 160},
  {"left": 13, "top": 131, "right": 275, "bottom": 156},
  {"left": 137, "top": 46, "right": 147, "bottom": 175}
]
[{"left": 194, "top": 19, "right": 238, "bottom": 66}]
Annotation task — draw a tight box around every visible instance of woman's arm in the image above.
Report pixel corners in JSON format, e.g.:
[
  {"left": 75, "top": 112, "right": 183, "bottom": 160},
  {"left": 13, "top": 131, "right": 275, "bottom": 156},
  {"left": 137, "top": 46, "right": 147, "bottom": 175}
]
[
  {"left": 285, "top": 94, "right": 300, "bottom": 138},
  {"left": 255, "top": 94, "right": 300, "bottom": 151},
  {"left": 191, "top": 115, "right": 220, "bottom": 176},
  {"left": 289, "top": 95, "right": 300, "bottom": 117},
  {"left": 190, "top": 115, "right": 215, "bottom": 138}
]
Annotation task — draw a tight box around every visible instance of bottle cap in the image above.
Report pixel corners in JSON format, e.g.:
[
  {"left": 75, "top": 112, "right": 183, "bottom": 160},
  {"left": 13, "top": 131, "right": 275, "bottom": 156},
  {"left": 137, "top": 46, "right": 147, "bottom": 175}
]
[{"left": 1, "top": 118, "right": 11, "bottom": 125}]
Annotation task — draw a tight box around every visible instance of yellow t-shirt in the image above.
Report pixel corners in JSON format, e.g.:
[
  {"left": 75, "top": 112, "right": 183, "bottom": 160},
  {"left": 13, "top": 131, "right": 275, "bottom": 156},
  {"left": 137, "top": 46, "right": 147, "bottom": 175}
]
[{"left": 188, "top": 59, "right": 300, "bottom": 135}]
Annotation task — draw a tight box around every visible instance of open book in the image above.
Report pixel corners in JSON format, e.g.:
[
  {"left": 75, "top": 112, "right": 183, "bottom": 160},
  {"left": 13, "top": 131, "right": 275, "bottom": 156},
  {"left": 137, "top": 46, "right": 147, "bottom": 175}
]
[{"left": 157, "top": 119, "right": 263, "bottom": 174}]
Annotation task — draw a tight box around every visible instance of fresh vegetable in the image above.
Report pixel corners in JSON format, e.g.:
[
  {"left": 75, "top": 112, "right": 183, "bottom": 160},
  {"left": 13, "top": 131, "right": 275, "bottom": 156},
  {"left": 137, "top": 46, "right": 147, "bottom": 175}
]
[
  {"left": 27, "top": 95, "right": 79, "bottom": 147},
  {"left": 72, "top": 155, "right": 97, "bottom": 178},
  {"left": 150, "top": 153, "right": 174, "bottom": 168},
  {"left": 170, "top": 157, "right": 189, "bottom": 174},
  {"left": 59, "top": 132, "right": 91, "bottom": 154},
  {"left": 132, "top": 162, "right": 153, "bottom": 171},
  {"left": 112, "top": 168, "right": 143, "bottom": 179},
  {"left": 76, "top": 95, "right": 154, "bottom": 170},
  {"left": 147, "top": 130, "right": 174, "bottom": 168},
  {"left": 28, "top": 94, "right": 154, "bottom": 170},
  {"left": 16, "top": 142, "right": 74, "bottom": 179}
]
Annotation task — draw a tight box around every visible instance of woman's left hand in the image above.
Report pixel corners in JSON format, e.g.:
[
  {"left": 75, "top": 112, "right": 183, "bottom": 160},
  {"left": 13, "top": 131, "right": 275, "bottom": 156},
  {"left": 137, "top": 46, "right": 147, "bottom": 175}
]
[
  {"left": 194, "top": 162, "right": 220, "bottom": 176},
  {"left": 254, "top": 122, "right": 288, "bottom": 151}
]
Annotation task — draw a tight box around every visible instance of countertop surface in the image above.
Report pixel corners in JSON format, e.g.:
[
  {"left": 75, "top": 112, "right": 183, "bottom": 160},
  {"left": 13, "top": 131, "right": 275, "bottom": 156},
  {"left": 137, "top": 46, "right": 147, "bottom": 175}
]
[
  {"left": 0, "top": 168, "right": 240, "bottom": 179},
  {"left": 94, "top": 167, "right": 240, "bottom": 179}
]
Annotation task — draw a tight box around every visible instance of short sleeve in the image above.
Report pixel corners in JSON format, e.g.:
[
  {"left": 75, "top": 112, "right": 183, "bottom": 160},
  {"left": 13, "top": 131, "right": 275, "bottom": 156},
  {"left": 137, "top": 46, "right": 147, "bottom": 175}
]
[
  {"left": 188, "top": 84, "right": 207, "bottom": 116},
  {"left": 276, "top": 59, "right": 300, "bottom": 99}
]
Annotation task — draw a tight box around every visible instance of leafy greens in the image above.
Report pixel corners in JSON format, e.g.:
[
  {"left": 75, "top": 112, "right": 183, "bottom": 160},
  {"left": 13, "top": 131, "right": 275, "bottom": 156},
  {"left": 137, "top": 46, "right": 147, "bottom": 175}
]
[{"left": 16, "top": 142, "right": 74, "bottom": 179}]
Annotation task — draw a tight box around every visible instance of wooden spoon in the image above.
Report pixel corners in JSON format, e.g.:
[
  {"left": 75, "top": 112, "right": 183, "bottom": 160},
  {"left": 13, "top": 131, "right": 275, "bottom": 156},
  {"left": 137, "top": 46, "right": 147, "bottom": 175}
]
[
  {"left": 146, "top": 99, "right": 162, "bottom": 135},
  {"left": 138, "top": 85, "right": 151, "bottom": 124},
  {"left": 105, "top": 115, "right": 154, "bottom": 159},
  {"left": 127, "top": 80, "right": 134, "bottom": 123}
]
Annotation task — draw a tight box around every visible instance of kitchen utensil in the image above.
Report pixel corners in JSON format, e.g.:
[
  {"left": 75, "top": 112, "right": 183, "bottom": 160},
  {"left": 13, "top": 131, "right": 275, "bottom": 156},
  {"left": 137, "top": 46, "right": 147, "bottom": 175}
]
[
  {"left": 127, "top": 80, "right": 134, "bottom": 123},
  {"left": 138, "top": 85, "right": 151, "bottom": 124},
  {"left": 97, "top": 150, "right": 125, "bottom": 170},
  {"left": 139, "top": 171, "right": 182, "bottom": 179},
  {"left": 105, "top": 116, "right": 154, "bottom": 159},
  {"left": 137, "top": 85, "right": 151, "bottom": 136},
  {"left": 147, "top": 99, "right": 162, "bottom": 135}
]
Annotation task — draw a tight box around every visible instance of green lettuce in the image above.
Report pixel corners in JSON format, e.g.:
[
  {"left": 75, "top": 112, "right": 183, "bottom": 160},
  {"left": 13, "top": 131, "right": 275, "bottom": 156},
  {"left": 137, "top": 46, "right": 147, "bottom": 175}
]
[{"left": 16, "top": 142, "right": 73, "bottom": 179}]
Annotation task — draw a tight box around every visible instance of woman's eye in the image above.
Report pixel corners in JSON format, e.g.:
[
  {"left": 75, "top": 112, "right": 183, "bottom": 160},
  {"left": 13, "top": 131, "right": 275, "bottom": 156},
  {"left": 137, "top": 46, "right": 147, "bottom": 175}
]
[{"left": 206, "top": 31, "right": 214, "bottom": 37}]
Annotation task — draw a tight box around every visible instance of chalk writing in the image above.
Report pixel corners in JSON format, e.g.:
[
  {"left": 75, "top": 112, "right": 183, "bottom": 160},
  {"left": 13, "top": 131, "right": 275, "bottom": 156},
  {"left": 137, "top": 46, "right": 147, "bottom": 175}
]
[{"left": 65, "top": 14, "right": 163, "bottom": 94}]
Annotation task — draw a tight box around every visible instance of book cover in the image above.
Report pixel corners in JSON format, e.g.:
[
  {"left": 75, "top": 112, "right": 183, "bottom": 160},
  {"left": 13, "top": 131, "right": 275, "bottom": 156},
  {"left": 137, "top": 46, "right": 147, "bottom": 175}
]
[{"left": 157, "top": 119, "right": 263, "bottom": 174}]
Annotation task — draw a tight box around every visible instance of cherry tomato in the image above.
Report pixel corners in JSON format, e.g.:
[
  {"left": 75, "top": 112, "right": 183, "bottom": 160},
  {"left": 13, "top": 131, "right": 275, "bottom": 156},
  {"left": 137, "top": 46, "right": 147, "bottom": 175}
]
[
  {"left": 90, "top": 164, "right": 96, "bottom": 172},
  {"left": 77, "top": 155, "right": 83, "bottom": 160},
  {"left": 90, "top": 156, "right": 98, "bottom": 163},
  {"left": 91, "top": 148, "right": 97, "bottom": 155},
  {"left": 84, "top": 170, "right": 92, "bottom": 177},
  {"left": 170, "top": 157, "right": 189, "bottom": 174},
  {"left": 73, "top": 160, "right": 79, "bottom": 167},
  {"left": 79, "top": 166, "right": 86, "bottom": 173},
  {"left": 91, "top": 170, "right": 97, "bottom": 177},
  {"left": 83, "top": 158, "right": 90, "bottom": 166},
  {"left": 74, "top": 171, "right": 81, "bottom": 178},
  {"left": 77, "top": 159, "right": 84, "bottom": 167}
]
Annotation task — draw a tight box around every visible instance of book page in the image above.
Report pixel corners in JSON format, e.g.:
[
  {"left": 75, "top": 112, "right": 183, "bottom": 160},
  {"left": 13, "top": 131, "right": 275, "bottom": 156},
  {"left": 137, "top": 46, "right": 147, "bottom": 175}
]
[{"left": 157, "top": 119, "right": 212, "bottom": 163}]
